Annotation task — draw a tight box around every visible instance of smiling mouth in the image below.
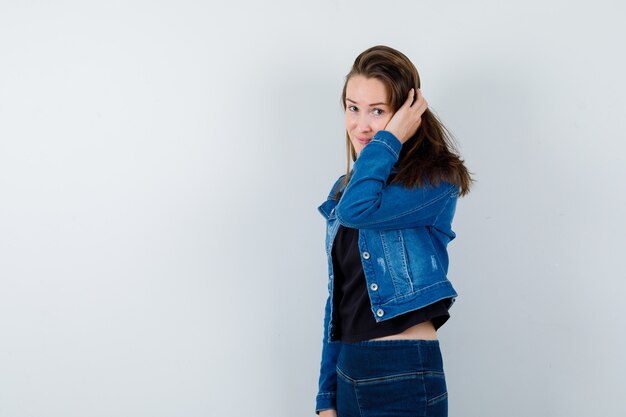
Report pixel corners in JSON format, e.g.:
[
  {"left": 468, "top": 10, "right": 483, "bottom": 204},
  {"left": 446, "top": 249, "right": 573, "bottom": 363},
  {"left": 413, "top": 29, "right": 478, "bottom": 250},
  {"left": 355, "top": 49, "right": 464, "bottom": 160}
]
[{"left": 357, "top": 137, "right": 371, "bottom": 145}]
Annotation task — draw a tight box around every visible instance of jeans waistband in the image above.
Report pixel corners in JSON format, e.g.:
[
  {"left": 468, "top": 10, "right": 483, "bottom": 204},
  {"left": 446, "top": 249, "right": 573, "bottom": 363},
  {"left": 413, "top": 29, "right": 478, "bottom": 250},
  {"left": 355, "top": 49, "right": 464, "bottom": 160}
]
[{"left": 337, "top": 339, "right": 444, "bottom": 380}]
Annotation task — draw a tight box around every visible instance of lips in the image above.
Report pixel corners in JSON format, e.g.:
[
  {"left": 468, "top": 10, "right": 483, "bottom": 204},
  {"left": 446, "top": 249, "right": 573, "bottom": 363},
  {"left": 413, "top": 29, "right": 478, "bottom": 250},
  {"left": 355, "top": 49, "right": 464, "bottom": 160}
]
[{"left": 356, "top": 137, "right": 372, "bottom": 145}]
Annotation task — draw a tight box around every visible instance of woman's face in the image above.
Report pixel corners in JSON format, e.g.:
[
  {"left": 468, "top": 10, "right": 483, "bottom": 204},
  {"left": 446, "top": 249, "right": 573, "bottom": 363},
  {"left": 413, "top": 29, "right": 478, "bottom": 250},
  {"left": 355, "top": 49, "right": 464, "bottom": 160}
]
[{"left": 345, "top": 75, "right": 394, "bottom": 158}]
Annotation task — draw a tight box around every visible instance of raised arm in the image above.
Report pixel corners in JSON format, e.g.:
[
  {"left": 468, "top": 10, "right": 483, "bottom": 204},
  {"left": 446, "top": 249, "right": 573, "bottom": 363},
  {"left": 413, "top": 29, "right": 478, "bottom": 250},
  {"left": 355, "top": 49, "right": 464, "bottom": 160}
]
[{"left": 334, "top": 130, "right": 458, "bottom": 230}]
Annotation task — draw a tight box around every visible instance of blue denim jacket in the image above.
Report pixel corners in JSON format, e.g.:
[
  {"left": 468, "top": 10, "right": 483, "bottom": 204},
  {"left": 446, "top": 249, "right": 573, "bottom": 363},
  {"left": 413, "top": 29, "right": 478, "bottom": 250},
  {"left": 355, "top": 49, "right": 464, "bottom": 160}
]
[{"left": 315, "top": 130, "right": 460, "bottom": 414}]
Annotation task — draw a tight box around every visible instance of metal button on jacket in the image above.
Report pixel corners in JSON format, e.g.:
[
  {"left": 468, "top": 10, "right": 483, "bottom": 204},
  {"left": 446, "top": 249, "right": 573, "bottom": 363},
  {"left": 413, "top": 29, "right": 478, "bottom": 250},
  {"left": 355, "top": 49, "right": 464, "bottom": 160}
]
[
  {"left": 362, "top": 251, "right": 370, "bottom": 259},
  {"left": 376, "top": 308, "right": 384, "bottom": 317},
  {"left": 370, "top": 283, "right": 378, "bottom": 291}
]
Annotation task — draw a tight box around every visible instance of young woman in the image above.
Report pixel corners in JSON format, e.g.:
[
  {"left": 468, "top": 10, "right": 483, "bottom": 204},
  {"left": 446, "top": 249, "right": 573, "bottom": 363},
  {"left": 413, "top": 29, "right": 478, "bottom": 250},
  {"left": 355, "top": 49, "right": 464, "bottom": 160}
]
[{"left": 315, "top": 45, "right": 473, "bottom": 417}]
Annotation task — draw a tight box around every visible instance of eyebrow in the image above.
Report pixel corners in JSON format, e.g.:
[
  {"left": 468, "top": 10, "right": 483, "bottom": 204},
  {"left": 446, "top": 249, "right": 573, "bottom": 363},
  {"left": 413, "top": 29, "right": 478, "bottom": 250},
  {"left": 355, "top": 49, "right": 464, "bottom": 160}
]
[{"left": 346, "top": 98, "right": 389, "bottom": 106}]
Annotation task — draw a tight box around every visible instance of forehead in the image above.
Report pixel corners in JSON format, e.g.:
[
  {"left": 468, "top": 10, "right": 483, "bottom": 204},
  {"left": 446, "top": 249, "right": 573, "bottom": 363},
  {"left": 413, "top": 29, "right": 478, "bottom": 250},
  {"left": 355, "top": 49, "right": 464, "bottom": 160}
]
[{"left": 346, "top": 75, "right": 388, "bottom": 104}]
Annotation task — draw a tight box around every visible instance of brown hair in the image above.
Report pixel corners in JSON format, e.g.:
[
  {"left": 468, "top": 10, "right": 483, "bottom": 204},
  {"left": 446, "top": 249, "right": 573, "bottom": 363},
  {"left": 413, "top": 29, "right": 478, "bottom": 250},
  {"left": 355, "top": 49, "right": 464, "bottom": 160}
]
[{"left": 335, "top": 45, "right": 474, "bottom": 199}]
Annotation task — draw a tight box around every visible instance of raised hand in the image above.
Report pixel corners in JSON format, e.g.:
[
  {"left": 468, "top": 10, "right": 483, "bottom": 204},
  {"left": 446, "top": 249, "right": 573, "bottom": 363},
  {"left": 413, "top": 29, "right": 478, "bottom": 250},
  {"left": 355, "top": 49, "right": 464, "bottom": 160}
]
[{"left": 383, "top": 88, "right": 428, "bottom": 144}]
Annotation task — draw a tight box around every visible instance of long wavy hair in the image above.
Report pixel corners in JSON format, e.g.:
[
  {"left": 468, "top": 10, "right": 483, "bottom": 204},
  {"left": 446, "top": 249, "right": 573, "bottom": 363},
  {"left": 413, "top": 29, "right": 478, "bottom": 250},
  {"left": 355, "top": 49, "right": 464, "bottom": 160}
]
[{"left": 334, "top": 45, "right": 474, "bottom": 199}]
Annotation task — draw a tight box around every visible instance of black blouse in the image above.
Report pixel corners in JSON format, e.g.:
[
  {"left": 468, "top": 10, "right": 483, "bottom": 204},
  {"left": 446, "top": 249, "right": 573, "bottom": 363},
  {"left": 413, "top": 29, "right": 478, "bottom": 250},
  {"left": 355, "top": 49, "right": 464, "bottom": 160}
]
[{"left": 331, "top": 224, "right": 451, "bottom": 343}]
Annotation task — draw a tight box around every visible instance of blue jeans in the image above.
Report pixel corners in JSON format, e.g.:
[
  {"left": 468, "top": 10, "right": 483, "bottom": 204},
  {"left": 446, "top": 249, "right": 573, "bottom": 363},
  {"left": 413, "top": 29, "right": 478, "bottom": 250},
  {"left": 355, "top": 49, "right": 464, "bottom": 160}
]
[{"left": 336, "top": 339, "right": 448, "bottom": 417}]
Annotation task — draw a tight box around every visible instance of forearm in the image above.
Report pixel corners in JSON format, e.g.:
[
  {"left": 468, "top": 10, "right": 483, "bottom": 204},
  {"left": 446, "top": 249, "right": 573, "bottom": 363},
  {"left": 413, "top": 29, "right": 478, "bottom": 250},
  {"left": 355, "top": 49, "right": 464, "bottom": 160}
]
[{"left": 316, "top": 292, "right": 341, "bottom": 413}]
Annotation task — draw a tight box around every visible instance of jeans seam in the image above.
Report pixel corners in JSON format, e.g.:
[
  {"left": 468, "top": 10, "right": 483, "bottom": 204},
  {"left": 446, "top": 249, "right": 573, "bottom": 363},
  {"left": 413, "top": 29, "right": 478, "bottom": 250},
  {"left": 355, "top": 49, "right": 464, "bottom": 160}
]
[
  {"left": 336, "top": 366, "right": 354, "bottom": 383},
  {"left": 354, "top": 385, "right": 365, "bottom": 417},
  {"left": 419, "top": 342, "right": 427, "bottom": 417},
  {"left": 427, "top": 390, "right": 448, "bottom": 406},
  {"left": 338, "top": 366, "right": 365, "bottom": 417},
  {"left": 337, "top": 366, "right": 436, "bottom": 385}
]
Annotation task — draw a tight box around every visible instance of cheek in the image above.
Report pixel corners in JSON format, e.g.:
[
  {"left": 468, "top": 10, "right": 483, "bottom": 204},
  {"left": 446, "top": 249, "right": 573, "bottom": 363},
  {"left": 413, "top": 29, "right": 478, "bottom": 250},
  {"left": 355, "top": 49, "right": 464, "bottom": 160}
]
[
  {"left": 377, "top": 115, "right": 392, "bottom": 129},
  {"left": 345, "top": 112, "right": 356, "bottom": 127}
]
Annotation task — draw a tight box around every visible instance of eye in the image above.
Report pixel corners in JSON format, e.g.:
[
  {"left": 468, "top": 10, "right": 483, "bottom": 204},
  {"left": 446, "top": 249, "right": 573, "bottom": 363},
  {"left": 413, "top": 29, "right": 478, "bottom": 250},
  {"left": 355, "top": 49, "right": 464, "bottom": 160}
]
[
  {"left": 372, "top": 108, "right": 384, "bottom": 116},
  {"left": 347, "top": 105, "right": 358, "bottom": 112}
]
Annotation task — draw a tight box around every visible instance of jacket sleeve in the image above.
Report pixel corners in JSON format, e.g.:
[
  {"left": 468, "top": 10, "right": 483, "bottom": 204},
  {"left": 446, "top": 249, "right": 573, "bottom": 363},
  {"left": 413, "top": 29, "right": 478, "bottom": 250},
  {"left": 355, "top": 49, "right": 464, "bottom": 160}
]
[
  {"left": 334, "top": 130, "right": 459, "bottom": 231},
  {"left": 315, "top": 287, "right": 341, "bottom": 414}
]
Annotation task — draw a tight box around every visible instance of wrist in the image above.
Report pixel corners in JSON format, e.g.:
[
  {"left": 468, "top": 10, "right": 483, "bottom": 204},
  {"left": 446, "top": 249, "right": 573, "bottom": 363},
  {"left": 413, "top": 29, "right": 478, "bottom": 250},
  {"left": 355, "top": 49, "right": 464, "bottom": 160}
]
[{"left": 371, "top": 130, "right": 402, "bottom": 159}]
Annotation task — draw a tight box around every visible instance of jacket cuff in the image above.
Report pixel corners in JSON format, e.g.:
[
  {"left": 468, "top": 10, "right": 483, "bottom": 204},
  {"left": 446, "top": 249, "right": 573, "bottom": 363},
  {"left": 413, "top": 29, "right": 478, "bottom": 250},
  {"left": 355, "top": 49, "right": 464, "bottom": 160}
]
[
  {"left": 371, "top": 130, "right": 402, "bottom": 159},
  {"left": 315, "top": 392, "right": 336, "bottom": 415}
]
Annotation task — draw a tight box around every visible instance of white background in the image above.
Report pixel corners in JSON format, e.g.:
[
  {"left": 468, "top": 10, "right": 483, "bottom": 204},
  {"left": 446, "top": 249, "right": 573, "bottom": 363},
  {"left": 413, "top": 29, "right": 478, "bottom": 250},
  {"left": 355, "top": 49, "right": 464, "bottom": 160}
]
[{"left": 1, "top": 1, "right": 625, "bottom": 416}]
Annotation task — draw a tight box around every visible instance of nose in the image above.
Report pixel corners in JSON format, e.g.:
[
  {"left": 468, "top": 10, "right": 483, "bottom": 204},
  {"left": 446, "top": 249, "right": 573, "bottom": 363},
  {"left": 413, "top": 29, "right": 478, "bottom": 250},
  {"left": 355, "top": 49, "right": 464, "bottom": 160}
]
[{"left": 357, "top": 114, "right": 371, "bottom": 132}]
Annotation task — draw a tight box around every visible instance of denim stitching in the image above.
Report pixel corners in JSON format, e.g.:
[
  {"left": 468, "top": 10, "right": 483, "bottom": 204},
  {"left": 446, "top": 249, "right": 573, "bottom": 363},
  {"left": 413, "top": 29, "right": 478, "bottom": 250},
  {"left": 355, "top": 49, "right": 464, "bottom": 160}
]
[
  {"left": 380, "top": 229, "right": 414, "bottom": 295},
  {"left": 379, "top": 280, "right": 453, "bottom": 305},
  {"left": 396, "top": 229, "right": 413, "bottom": 292},
  {"left": 379, "top": 230, "right": 400, "bottom": 295},
  {"left": 354, "top": 385, "right": 365, "bottom": 417},
  {"left": 350, "top": 184, "right": 455, "bottom": 228},
  {"left": 337, "top": 366, "right": 438, "bottom": 385},
  {"left": 418, "top": 342, "right": 428, "bottom": 416},
  {"left": 431, "top": 191, "right": 453, "bottom": 225},
  {"left": 427, "top": 391, "right": 448, "bottom": 406},
  {"left": 355, "top": 372, "right": 425, "bottom": 386},
  {"left": 336, "top": 366, "right": 353, "bottom": 383},
  {"left": 370, "top": 138, "right": 399, "bottom": 159},
  {"left": 336, "top": 365, "right": 365, "bottom": 415}
]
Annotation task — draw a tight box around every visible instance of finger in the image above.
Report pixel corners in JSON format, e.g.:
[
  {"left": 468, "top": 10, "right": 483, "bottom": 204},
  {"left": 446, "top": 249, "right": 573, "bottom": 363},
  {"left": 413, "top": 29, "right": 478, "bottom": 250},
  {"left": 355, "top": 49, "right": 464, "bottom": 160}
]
[
  {"left": 407, "top": 88, "right": 417, "bottom": 107},
  {"left": 416, "top": 88, "right": 426, "bottom": 103},
  {"left": 414, "top": 97, "right": 428, "bottom": 114},
  {"left": 411, "top": 89, "right": 425, "bottom": 109},
  {"left": 403, "top": 88, "right": 415, "bottom": 109},
  {"left": 420, "top": 92, "right": 428, "bottom": 109},
  {"left": 408, "top": 92, "right": 424, "bottom": 115}
]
